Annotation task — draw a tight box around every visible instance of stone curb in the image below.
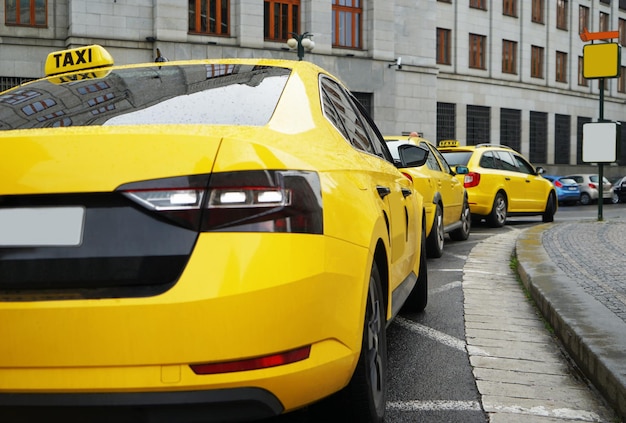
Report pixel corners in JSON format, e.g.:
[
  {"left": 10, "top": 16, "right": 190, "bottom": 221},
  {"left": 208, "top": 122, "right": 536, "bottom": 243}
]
[{"left": 516, "top": 224, "right": 626, "bottom": 422}]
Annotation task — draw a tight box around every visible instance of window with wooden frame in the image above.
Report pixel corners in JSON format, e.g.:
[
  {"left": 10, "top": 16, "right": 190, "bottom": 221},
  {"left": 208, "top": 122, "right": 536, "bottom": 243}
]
[
  {"left": 189, "top": 0, "right": 229, "bottom": 35},
  {"left": 264, "top": 0, "right": 300, "bottom": 42},
  {"left": 503, "top": 0, "right": 517, "bottom": 17},
  {"left": 531, "top": 45, "right": 544, "bottom": 78},
  {"left": 502, "top": 40, "right": 517, "bottom": 74},
  {"left": 470, "top": 0, "right": 487, "bottom": 10},
  {"left": 557, "top": 0, "right": 568, "bottom": 30},
  {"left": 437, "top": 28, "right": 452, "bottom": 65},
  {"left": 332, "top": 0, "right": 362, "bottom": 49},
  {"left": 618, "top": 66, "right": 626, "bottom": 93},
  {"left": 579, "top": 6, "right": 589, "bottom": 34},
  {"left": 556, "top": 51, "right": 567, "bottom": 83},
  {"left": 620, "top": 18, "right": 626, "bottom": 45},
  {"left": 5, "top": 0, "right": 46, "bottom": 27},
  {"left": 600, "top": 12, "right": 610, "bottom": 32},
  {"left": 469, "top": 34, "right": 486, "bottom": 69},
  {"left": 578, "top": 56, "right": 588, "bottom": 87},
  {"left": 532, "top": 0, "right": 544, "bottom": 23}
]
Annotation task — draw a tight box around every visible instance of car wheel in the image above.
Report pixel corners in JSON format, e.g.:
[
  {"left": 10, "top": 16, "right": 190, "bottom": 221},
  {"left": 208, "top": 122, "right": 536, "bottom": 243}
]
[
  {"left": 426, "top": 203, "right": 444, "bottom": 258},
  {"left": 449, "top": 199, "right": 471, "bottom": 241},
  {"left": 580, "top": 192, "right": 591, "bottom": 205},
  {"left": 345, "top": 262, "right": 387, "bottom": 422},
  {"left": 612, "top": 192, "right": 619, "bottom": 204},
  {"left": 542, "top": 193, "right": 556, "bottom": 223},
  {"left": 403, "top": 224, "right": 428, "bottom": 313},
  {"left": 487, "top": 192, "right": 507, "bottom": 228}
]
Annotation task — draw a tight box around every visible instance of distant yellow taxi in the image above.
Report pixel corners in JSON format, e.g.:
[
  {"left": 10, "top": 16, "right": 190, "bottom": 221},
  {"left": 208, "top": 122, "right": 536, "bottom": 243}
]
[
  {"left": 385, "top": 134, "right": 470, "bottom": 257},
  {"left": 0, "top": 45, "right": 429, "bottom": 422},
  {"left": 437, "top": 141, "right": 557, "bottom": 227}
]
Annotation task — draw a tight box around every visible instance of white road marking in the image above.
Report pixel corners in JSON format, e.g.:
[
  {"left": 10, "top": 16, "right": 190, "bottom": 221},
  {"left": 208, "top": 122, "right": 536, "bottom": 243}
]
[
  {"left": 443, "top": 252, "right": 468, "bottom": 260},
  {"left": 430, "top": 281, "right": 462, "bottom": 294},
  {"left": 387, "top": 399, "right": 482, "bottom": 412},
  {"left": 430, "top": 268, "right": 464, "bottom": 272}
]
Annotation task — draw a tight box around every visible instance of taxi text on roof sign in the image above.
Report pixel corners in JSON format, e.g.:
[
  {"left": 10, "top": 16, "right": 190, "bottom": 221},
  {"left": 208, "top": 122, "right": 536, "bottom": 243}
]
[
  {"left": 45, "top": 45, "right": 114, "bottom": 77},
  {"left": 438, "top": 140, "right": 459, "bottom": 147}
]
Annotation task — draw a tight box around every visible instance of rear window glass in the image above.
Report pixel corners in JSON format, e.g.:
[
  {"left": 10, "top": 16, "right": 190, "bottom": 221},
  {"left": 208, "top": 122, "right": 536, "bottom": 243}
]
[
  {"left": 440, "top": 151, "right": 472, "bottom": 166},
  {"left": 0, "top": 64, "right": 291, "bottom": 130},
  {"left": 560, "top": 178, "right": 576, "bottom": 185}
]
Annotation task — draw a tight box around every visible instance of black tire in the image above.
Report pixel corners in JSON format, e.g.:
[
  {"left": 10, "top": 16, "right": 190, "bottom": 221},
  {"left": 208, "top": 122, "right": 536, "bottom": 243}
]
[
  {"left": 542, "top": 193, "right": 556, "bottom": 223},
  {"left": 487, "top": 192, "right": 507, "bottom": 228},
  {"left": 612, "top": 192, "right": 619, "bottom": 204},
  {"left": 580, "top": 192, "right": 591, "bottom": 205},
  {"left": 403, "top": 225, "right": 428, "bottom": 313},
  {"left": 449, "top": 199, "right": 471, "bottom": 241},
  {"left": 426, "top": 204, "right": 444, "bottom": 258},
  {"left": 342, "top": 262, "right": 387, "bottom": 422}
]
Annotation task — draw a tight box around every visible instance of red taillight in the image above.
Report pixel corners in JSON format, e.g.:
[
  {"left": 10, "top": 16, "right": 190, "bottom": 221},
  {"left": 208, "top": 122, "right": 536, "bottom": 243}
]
[
  {"left": 554, "top": 180, "right": 563, "bottom": 188},
  {"left": 589, "top": 183, "right": 597, "bottom": 189},
  {"left": 189, "top": 346, "right": 311, "bottom": 375},
  {"left": 117, "top": 171, "right": 323, "bottom": 234},
  {"left": 464, "top": 172, "right": 481, "bottom": 188}
]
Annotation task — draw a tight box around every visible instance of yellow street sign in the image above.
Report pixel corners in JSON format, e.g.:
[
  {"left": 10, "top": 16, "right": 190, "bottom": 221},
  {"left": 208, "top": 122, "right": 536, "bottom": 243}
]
[{"left": 583, "top": 43, "right": 621, "bottom": 79}]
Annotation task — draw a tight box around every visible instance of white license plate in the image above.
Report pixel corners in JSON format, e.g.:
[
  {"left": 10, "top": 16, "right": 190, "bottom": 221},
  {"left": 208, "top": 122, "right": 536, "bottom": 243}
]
[{"left": 0, "top": 207, "right": 85, "bottom": 247}]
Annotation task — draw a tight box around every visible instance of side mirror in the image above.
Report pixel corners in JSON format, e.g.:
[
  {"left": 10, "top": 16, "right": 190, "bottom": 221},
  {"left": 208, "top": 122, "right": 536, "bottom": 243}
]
[
  {"left": 397, "top": 144, "right": 429, "bottom": 168},
  {"left": 536, "top": 166, "right": 546, "bottom": 175},
  {"left": 455, "top": 165, "right": 469, "bottom": 175}
]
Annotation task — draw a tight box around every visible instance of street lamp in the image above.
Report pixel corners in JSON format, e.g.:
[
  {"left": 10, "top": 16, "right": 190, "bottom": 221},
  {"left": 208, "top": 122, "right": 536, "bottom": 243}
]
[{"left": 286, "top": 32, "right": 315, "bottom": 61}]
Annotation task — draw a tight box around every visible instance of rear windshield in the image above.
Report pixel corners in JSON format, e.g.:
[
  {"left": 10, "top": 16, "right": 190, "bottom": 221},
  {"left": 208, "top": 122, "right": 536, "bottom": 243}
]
[
  {"left": 440, "top": 151, "right": 472, "bottom": 166},
  {"left": 0, "top": 64, "right": 291, "bottom": 130},
  {"left": 560, "top": 178, "right": 576, "bottom": 185}
]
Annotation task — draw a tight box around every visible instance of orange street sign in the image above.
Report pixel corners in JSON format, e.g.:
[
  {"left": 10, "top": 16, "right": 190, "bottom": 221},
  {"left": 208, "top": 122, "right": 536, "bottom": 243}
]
[{"left": 580, "top": 27, "right": 619, "bottom": 42}]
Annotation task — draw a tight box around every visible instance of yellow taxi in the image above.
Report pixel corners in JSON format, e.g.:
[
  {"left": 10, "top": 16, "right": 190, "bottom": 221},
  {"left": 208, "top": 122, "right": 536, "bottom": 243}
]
[
  {"left": 0, "top": 45, "right": 429, "bottom": 422},
  {"left": 437, "top": 140, "right": 557, "bottom": 227},
  {"left": 384, "top": 134, "right": 470, "bottom": 258}
]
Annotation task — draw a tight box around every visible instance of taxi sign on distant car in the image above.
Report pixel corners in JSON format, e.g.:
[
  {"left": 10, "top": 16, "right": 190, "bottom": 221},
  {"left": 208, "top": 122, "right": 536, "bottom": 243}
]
[
  {"left": 44, "top": 45, "right": 114, "bottom": 76},
  {"left": 438, "top": 139, "right": 460, "bottom": 148}
]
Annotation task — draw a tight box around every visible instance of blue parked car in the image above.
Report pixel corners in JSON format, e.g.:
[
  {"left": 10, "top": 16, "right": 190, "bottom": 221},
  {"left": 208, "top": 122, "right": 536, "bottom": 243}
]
[{"left": 542, "top": 175, "right": 581, "bottom": 206}]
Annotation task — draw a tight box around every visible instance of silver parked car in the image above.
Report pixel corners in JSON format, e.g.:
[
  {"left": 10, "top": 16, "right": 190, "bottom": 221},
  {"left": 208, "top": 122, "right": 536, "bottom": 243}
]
[{"left": 564, "top": 174, "right": 615, "bottom": 205}]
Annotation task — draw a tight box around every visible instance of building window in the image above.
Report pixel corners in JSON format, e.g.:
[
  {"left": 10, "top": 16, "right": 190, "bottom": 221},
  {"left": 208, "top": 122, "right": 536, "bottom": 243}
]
[
  {"left": 332, "top": 0, "right": 362, "bottom": 49},
  {"left": 557, "top": 0, "right": 568, "bottom": 30},
  {"left": 577, "top": 117, "right": 592, "bottom": 164},
  {"left": 189, "top": 0, "right": 229, "bottom": 35},
  {"left": 600, "top": 12, "right": 610, "bottom": 32},
  {"left": 579, "top": 6, "right": 589, "bottom": 34},
  {"left": 531, "top": 46, "right": 544, "bottom": 79},
  {"left": 621, "top": 0, "right": 626, "bottom": 10},
  {"left": 5, "top": 0, "right": 46, "bottom": 26},
  {"left": 502, "top": 40, "right": 517, "bottom": 74},
  {"left": 500, "top": 108, "right": 521, "bottom": 152},
  {"left": 0, "top": 77, "right": 34, "bottom": 92},
  {"left": 467, "top": 105, "right": 490, "bottom": 145},
  {"left": 620, "top": 19, "right": 626, "bottom": 45},
  {"left": 529, "top": 111, "right": 547, "bottom": 164},
  {"left": 503, "top": 0, "right": 517, "bottom": 17},
  {"left": 554, "top": 114, "right": 571, "bottom": 165},
  {"left": 353, "top": 92, "right": 373, "bottom": 118},
  {"left": 470, "top": 0, "right": 486, "bottom": 10},
  {"left": 600, "top": 0, "right": 611, "bottom": 4},
  {"left": 618, "top": 67, "right": 626, "bottom": 93},
  {"left": 532, "top": 0, "right": 544, "bottom": 23},
  {"left": 469, "top": 34, "right": 486, "bottom": 69},
  {"left": 264, "top": 0, "right": 300, "bottom": 42},
  {"left": 437, "top": 102, "right": 456, "bottom": 142},
  {"left": 577, "top": 58, "right": 585, "bottom": 87},
  {"left": 437, "top": 28, "right": 451, "bottom": 65},
  {"left": 556, "top": 51, "right": 567, "bottom": 83}
]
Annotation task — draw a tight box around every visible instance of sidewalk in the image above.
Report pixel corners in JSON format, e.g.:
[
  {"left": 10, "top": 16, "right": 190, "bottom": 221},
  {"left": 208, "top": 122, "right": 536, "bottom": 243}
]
[{"left": 516, "top": 221, "right": 626, "bottom": 422}]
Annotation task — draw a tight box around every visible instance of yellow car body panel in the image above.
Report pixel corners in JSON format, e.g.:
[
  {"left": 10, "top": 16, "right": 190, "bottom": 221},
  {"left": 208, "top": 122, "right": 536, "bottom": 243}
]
[{"left": 0, "top": 50, "right": 426, "bottom": 419}]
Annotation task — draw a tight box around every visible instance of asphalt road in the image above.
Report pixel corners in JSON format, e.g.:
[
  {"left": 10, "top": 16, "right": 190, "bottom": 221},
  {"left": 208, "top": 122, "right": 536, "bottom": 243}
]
[{"left": 266, "top": 202, "right": 626, "bottom": 422}]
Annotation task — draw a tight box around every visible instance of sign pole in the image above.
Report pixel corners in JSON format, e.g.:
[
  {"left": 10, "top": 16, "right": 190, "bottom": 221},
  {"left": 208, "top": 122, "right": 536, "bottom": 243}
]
[{"left": 598, "top": 78, "right": 604, "bottom": 221}]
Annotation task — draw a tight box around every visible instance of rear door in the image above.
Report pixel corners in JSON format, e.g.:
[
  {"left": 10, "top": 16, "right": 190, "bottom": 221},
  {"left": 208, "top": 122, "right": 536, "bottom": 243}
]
[{"left": 426, "top": 143, "right": 463, "bottom": 224}]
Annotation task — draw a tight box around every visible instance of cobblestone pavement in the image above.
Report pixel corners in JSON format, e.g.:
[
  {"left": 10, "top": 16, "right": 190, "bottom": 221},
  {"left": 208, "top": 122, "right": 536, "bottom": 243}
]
[
  {"left": 542, "top": 221, "right": 626, "bottom": 323},
  {"left": 464, "top": 229, "right": 617, "bottom": 422},
  {"left": 517, "top": 222, "right": 626, "bottom": 422}
]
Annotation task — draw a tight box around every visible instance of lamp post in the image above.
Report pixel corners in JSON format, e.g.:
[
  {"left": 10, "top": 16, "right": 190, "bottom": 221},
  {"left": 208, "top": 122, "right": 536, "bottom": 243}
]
[{"left": 286, "top": 32, "right": 315, "bottom": 61}]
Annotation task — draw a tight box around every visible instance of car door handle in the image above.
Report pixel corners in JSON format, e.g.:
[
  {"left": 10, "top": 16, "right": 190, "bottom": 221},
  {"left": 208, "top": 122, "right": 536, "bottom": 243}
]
[
  {"left": 525, "top": 180, "right": 531, "bottom": 183},
  {"left": 401, "top": 187, "right": 412, "bottom": 198},
  {"left": 505, "top": 177, "right": 511, "bottom": 181},
  {"left": 377, "top": 186, "right": 391, "bottom": 199}
]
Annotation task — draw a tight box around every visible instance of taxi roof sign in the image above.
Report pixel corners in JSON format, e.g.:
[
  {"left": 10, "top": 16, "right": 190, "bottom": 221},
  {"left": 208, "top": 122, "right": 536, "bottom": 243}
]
[
  {"left": 45, "top": 45, "right": 114, "bottom": 77},
  {"left": 438, "top": 140, "right": 460, "bottom": 147}
]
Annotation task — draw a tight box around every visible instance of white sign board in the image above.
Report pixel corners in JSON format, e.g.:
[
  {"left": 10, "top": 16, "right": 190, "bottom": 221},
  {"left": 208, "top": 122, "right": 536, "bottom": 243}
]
[{"left": 582, "top": 122, "right": 618, "bottom": 163}]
